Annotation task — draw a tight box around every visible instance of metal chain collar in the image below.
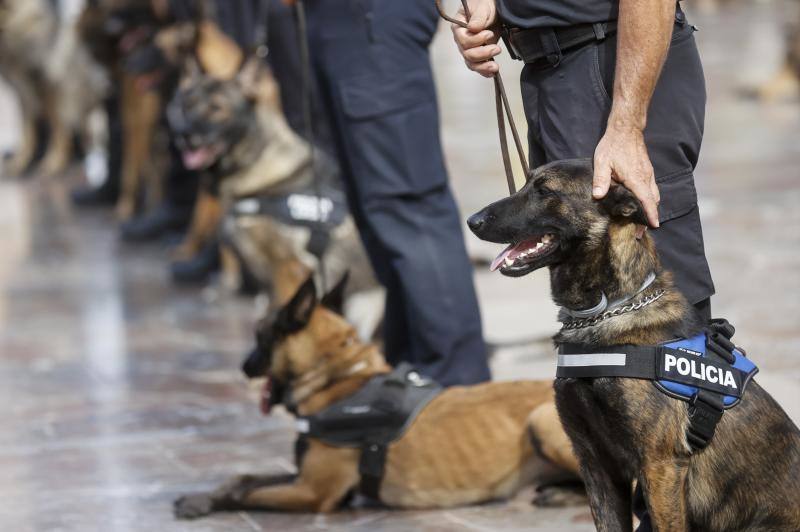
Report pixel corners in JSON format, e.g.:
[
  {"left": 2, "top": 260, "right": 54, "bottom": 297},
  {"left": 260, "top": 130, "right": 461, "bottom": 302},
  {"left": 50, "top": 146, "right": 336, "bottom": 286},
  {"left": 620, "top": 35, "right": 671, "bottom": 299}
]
[{"left": 560, "top": 289, "right": 666, "bottom": 331}]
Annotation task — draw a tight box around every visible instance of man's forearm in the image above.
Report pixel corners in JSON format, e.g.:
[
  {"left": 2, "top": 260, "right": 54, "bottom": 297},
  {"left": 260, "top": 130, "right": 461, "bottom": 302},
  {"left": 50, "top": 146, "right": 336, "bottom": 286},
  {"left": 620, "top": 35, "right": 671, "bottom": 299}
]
[{"left": 609, "top": 0, "right": 676, "bottom": 131}]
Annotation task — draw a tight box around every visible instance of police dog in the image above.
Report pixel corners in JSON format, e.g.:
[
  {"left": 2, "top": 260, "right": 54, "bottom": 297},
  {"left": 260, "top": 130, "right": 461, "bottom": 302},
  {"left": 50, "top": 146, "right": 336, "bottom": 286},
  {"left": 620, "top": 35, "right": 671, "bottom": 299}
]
[
  {"left": 173, "top": 274, "right": 581, "bottom": 517},
  {"left": 467, "top": 159, "right": 800, "bottom": 531},
  {"left": 168, "top": 54, "right": 377, "bottom": 307},
  {"left": 0, "top": 0, "right": 107, "bottom": 177}
]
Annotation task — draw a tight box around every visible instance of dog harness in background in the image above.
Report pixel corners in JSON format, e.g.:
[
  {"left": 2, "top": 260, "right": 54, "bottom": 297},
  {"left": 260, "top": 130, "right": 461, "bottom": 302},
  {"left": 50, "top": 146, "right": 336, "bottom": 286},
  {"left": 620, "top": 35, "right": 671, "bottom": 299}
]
[
  {"left": 556, "top": 319, "right": 758, "bottom": 452},
  {"left": 229, "top": 179, "right": 350, "bottom": 259},
  {"left": 295, "top": 363, "right": 442, "bottom": 498}
]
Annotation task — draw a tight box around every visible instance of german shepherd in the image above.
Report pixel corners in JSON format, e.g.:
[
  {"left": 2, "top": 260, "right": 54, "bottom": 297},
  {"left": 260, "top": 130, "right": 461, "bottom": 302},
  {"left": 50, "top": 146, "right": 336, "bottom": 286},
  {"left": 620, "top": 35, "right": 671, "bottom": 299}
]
[
  {"left": 468, "top": 158, "right": 800, "bottom": 531},
  {"left": 0, "top": 0, "right": 107, "bottom": 178},
  {"left": 167, "top": 53, "right": 377, "bottom": 307},
  {"left": 173, "top": 274, "right": 581, "bottom": 518}
]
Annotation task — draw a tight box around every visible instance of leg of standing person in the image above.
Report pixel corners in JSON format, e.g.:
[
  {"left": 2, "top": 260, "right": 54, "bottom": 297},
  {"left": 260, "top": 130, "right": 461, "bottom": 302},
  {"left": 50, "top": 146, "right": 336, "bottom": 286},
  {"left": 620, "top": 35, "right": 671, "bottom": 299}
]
[
  {"left": 304, "top": 0, "right": 491, "bottom": 386},
  {"left": 519, "top": 10, "right": 714, "bottom": 320}
]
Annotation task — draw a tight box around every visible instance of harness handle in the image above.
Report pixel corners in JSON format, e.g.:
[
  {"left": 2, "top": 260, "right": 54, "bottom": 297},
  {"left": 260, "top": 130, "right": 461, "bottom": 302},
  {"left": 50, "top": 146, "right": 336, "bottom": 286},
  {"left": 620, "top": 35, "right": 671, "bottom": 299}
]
[{"left": 435, "top": 0, "right": 529, "bottom": 194}]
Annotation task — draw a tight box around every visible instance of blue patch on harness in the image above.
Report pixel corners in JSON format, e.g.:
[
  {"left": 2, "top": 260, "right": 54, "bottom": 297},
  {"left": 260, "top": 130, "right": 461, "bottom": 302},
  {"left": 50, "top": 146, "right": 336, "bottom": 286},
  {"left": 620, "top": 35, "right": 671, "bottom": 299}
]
[{"left": 656, "top": 333, "right": 758, "bottom": 408}]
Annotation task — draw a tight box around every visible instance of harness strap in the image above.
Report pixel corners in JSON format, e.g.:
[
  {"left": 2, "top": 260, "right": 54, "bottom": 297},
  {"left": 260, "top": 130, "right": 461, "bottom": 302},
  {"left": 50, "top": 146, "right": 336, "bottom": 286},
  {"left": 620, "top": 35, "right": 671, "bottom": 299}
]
[
  {"left": 435, "top": 0, "right": 529, "bottom": 193},
  {"left": 557, "top": 344, "right": 746, "bottom": 399}
]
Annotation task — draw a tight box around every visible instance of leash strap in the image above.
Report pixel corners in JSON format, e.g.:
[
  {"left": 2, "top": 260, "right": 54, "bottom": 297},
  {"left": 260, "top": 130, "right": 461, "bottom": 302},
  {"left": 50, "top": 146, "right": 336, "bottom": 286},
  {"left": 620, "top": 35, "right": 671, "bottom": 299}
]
[
  {"left": 294, "top": 0, "right": 328, "bottom": 293},
  {"left": 435, "top": 0, "right": 528, "bottom": 194}
]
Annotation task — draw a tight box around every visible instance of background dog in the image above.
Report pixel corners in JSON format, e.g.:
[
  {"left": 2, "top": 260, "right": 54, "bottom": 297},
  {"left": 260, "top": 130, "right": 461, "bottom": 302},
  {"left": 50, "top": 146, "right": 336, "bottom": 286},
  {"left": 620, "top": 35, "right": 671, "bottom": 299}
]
[
  {"left": 0, "top": 0, "right": 107, "bottom": 178},
  {"left": 468, "top": 159, "right": 800, "bottom": 531},
  {"left": 174, "top": 275, "right": 581, "bottom": 517},
  {"left": 168, "top": 54, "right": 379, "bottom": 321}
]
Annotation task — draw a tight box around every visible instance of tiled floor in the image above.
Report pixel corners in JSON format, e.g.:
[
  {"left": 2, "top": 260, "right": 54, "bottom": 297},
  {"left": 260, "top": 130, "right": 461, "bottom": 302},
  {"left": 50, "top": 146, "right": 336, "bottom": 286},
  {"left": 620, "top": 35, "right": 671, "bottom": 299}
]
[{"left": 0, "top": 1, "right": 798, "bottom": 530}]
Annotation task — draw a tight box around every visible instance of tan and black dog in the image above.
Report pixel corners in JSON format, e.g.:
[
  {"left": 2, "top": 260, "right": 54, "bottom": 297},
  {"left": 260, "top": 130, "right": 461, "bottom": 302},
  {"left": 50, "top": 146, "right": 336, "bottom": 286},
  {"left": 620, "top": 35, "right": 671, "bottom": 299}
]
[
  {"left": 167, "top": 53, "right": 378, "bottom": 308},
  {"left": 0, "top": 0, "right": 107, "bottom": 178},
  {"left": 173, "top": 275, "right": 580, "bottom": 517},
  {"left": 468, "top": 158, "right": 800, "bottom": 531}
]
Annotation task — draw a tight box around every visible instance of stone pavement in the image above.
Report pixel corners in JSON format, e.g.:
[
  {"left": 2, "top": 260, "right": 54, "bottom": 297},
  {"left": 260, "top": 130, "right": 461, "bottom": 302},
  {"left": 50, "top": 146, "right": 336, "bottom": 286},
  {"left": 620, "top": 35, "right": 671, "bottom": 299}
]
[{"left": 0, "top": 1, "right": 797, "bottom": 531}]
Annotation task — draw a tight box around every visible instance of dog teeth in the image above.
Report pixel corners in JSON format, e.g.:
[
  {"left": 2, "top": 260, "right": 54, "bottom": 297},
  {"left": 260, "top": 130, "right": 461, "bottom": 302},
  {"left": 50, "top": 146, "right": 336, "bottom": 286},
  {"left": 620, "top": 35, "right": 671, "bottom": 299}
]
[
  {"left": 542, "top": 234, "right": 553, "bottom": 243},
  {"left": 504, "top": 256, "right": 513, "bottom": 267}
]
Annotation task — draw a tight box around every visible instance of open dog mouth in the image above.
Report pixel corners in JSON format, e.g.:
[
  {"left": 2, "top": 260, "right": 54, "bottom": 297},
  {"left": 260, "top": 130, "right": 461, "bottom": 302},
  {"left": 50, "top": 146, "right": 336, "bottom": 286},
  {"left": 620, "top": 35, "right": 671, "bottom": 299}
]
[
  {"left": 181, "top": 143, "right": 224, "bottom": 170},
  {"left": 489, "top": 233, "right": 557, "bottom": 275}
]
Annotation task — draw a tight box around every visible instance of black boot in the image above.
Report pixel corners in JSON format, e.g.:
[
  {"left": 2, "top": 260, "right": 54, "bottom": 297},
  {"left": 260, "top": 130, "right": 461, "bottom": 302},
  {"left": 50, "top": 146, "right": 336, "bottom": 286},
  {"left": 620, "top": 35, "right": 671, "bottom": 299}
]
[
  {"left": 170, "top": 239, "right": 220, "bottom": 284},
  {"left": 120, "top": 202, "right": 192, "bottom": 242},
  {"left": 71, "top": 180, "right": 119, "bottom": 207}
]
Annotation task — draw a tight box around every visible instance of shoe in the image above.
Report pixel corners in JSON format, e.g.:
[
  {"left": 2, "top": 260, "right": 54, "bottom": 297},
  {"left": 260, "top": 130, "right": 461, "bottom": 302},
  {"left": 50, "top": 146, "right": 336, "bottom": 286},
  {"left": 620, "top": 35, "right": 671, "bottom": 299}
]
[
  {"left": 120, "top": 203, "right": 192, "bottom": 242},
  {"left": 170, "top": 239, "right": 220, "bottom": 285},
  {"left": 71, "top": 182, "right": 119, "bottom": 207}
]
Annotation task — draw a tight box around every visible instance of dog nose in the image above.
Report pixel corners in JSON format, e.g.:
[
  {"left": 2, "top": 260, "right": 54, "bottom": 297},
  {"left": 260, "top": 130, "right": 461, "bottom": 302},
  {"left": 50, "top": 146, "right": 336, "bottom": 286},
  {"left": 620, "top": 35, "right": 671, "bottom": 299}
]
[{"left": 467, "top": 210, "right": 493, "bottom": 235}]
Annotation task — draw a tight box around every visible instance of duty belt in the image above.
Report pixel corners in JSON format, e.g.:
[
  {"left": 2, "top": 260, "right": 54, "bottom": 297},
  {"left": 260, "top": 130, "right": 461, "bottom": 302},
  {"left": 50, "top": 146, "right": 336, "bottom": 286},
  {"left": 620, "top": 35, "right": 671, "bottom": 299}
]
[
  {"left": 503, "top": 21, "right": 618, "bottom": 65},
  {"left": 503, "top": 5, "right": 687, "bottom": 66},
  {"left": 556, "top": 319, "right": 758, "bottom": 452}
]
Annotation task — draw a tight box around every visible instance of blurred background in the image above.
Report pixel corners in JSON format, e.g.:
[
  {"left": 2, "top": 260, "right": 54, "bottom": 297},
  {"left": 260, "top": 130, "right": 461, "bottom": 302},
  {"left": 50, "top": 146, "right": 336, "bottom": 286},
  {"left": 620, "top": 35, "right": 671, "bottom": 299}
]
[{"left": 0, "top": 0, "right": 798, "bottom": 530}]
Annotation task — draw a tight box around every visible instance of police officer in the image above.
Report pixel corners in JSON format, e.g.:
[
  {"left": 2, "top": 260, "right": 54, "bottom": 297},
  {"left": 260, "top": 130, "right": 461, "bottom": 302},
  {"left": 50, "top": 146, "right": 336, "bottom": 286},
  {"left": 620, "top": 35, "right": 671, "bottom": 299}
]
[
  {"left": 452, "top": 0, "right": 714, "bottom": 323},
  {"left": 284, "top": 0, "right": 491, "bottom": 386}
]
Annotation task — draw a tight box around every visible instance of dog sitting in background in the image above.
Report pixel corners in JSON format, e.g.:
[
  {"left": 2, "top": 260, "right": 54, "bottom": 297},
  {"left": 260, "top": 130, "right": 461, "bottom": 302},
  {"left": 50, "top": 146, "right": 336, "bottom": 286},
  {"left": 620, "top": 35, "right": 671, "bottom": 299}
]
[
  {"left": 174, "top": 274, "right": 581, "bottom": 517},
  {"left": 167, "top": 53, "right": 378, "bottom": 317},
  {"left": 468, "top": 159, "right": 800, "bottom": 531}
]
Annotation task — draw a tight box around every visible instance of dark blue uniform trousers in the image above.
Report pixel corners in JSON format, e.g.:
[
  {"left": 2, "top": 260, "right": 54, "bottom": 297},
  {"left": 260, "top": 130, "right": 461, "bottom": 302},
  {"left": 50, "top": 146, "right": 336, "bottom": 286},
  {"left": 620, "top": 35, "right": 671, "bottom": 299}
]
[{"left": 305, "top": 0, "right": 491, "bottom": 386}]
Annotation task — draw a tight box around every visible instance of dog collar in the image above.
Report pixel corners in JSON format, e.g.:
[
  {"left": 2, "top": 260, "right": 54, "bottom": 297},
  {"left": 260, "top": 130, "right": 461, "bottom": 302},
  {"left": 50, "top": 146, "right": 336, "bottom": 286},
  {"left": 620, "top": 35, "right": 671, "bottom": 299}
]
[
  {"left": 555, "top": 319, "right": 758, "bottom": 452},
  {"left": 559, "top": 271, "right": 657, "bottom": 320}
]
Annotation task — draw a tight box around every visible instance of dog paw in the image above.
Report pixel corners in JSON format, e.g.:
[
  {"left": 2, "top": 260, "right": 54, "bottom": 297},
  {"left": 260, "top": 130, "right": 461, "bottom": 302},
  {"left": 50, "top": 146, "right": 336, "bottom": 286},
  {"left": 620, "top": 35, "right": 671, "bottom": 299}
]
[
  {"left": 174, "top": 493, "right": 215, "bottom": 519},
  {"left": 532, "top": 483, "right": 587, "bottom": 508}
]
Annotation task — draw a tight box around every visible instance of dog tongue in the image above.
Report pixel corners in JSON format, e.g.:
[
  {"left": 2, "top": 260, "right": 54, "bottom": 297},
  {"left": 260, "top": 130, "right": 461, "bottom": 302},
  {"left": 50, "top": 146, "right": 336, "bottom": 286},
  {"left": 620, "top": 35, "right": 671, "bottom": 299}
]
[
  {"left": 259, "top": 377, "right": 272, "bottom": 416},
  {"left": 182, "top": 148, "right": 212, "bottom": 170},
  {"left": 490, "top": 244, "right": 515, "bottom": 272}
]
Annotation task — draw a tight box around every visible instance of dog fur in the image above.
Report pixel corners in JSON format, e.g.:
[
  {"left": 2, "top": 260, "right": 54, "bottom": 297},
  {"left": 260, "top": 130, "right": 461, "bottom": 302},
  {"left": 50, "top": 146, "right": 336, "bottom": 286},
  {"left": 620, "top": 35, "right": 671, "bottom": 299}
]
[
  {"left": 468, "top": 158, "right": 800, "bottom": 531},
  {"left": 173, "top": 275, "right": 581, "bottom": 517}
]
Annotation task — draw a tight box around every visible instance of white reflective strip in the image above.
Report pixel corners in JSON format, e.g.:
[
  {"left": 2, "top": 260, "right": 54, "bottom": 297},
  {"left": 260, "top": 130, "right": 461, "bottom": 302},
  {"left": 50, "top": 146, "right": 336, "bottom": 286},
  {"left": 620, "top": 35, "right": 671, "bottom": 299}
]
[
  {"left": 296, "top": 419, "right": 310, "bottom": 433},
  {"left": 557, "top": 353, "right": 627, "bottom": 367}
]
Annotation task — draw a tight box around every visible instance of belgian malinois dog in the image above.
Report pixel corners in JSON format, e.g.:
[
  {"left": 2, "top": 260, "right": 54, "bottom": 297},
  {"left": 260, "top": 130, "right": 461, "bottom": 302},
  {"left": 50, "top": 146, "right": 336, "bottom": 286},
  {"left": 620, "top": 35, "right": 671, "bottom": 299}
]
[
  {"left": 167, "top": 53, "right": 377, "bottom": 307},
  {"left": 173, "top": 274, "right": 581, "bottom": 518},
  {"left": 468, "top": 158, "right": 800, "bottom": 531}
]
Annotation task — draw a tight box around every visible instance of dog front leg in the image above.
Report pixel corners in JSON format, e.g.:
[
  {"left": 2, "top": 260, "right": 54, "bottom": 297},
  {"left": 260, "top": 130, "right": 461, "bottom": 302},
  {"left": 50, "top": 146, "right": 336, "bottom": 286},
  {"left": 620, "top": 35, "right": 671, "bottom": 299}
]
[
  {"left": 580, "top": 462, "right": 634, "bottom": 532},
  {"left": 640, "top": 460, "right": 689, "bottom": 531},
  {"left": 174, "top": 473, "right": 298, "bottom": 519}
]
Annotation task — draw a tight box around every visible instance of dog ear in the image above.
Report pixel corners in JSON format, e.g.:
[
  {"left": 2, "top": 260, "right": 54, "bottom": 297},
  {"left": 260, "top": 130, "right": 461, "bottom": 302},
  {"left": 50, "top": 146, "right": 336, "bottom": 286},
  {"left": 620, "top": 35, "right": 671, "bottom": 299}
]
[
  {"left": 284, "top": 275, "right": 318, "bottom": 328},
  {"left": 236, "top": 55, "right": 264, "bottom": 98},
  {"left": 600, "top": 184, "right": 649, "bottom": 226},
  {"left": 320, "top": 272, "right": 350, "bottom": 315}
]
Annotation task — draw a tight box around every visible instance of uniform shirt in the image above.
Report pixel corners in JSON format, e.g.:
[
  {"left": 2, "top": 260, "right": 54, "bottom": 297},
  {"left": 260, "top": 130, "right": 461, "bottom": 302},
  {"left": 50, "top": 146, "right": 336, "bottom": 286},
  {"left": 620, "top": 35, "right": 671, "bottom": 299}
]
[{"left": 497, "top": 0, "right": 618, "bottom": 29}]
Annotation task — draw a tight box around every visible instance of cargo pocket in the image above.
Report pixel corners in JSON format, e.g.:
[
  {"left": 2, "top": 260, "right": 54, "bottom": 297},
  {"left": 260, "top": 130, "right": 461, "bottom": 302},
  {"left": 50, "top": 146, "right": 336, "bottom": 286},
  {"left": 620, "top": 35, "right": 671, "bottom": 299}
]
[
  {"left": 337, "top": 69, "right": 448, "bottom": 197},
  {"left": 656, "top": 169, "right": 697, "bottom": 223}
]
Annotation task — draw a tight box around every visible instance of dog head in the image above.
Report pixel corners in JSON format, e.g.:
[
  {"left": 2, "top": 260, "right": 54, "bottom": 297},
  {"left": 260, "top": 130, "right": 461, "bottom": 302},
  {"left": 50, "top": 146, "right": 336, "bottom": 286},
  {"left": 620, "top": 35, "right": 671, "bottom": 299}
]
[
  {"left": 168, "top": 56, "right": 271, "bottom": 171},
  {"left": 241, "top": 273, "right": 379, "bottom": 415},
  {"left": 468, "top": 158, "right": 650, "bottom": 278}
]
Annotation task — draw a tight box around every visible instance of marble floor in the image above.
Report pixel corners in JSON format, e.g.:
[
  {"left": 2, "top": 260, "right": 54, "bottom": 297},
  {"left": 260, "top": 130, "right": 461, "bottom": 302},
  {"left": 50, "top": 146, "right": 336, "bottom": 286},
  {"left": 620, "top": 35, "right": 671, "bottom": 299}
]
[{"left": 0, "top": 1, "right": 798, "bottom": 531}]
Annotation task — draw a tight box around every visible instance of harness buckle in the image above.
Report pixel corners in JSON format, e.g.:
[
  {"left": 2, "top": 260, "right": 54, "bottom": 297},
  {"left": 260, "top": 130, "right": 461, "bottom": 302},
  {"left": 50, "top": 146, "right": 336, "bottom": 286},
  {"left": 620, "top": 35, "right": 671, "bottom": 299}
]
[
  {"left": 592, "top": 23, "right": 606, "bottom": 40},
  {"left": 686, "top": 391, "right": 724, "bottom": 452}
]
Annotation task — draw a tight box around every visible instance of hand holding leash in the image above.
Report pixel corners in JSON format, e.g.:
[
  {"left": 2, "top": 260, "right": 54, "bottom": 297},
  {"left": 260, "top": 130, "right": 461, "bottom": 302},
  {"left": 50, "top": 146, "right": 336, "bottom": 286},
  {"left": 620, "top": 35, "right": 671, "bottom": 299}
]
[
  {"left": 437, "top": 0, "right": 529, "bottom": 194},
  {"left": 447, "top": 0, "right": 501, "bottom": 78}
]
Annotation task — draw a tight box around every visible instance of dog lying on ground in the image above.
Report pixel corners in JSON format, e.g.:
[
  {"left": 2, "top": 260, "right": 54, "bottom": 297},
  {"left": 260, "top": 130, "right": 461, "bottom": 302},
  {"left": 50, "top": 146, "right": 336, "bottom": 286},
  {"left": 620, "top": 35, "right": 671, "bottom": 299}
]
[
  {"left": 0, "top": 0, "right": 107, "bottom": 178},
  {"left": 167, "top": 52, "right": 377, "bottom": 309},
  {"left": 468, "top": 158, "right": 800, "bottom": 531},
  {"left": 173, "top": 274, "right": 581, "bottom": 517}
]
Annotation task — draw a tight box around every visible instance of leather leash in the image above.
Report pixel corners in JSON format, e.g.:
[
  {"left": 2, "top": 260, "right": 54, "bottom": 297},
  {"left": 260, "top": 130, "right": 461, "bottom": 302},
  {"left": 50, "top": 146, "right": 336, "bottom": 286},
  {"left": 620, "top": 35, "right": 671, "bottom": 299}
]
[{"left": 435, "top": 0, "right": 528, "bottom": 194}]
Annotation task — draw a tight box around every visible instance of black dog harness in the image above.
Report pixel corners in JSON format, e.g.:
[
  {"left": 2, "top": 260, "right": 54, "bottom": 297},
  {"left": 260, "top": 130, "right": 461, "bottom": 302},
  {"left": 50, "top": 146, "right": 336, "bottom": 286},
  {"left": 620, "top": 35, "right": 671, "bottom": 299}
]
[
  {"left": 230, "top": 181, "right": 350, "bottom": 259},
  {"left": 295, "top": 363, "right": 442, "bottom": 498},
  {"left": 556, "top": 319, "right": 758, "bottom": 452}
]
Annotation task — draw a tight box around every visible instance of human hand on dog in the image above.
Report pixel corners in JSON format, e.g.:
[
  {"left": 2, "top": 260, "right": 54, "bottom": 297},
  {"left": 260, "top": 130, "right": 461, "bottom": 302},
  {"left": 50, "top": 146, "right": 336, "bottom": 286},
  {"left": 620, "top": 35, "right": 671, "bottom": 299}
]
[
  {"left": 593, "top": 124, "right": 661, "bottom": 228},
  {"left": 450, "top": 0, "right": 502, "bottom": 78}
]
